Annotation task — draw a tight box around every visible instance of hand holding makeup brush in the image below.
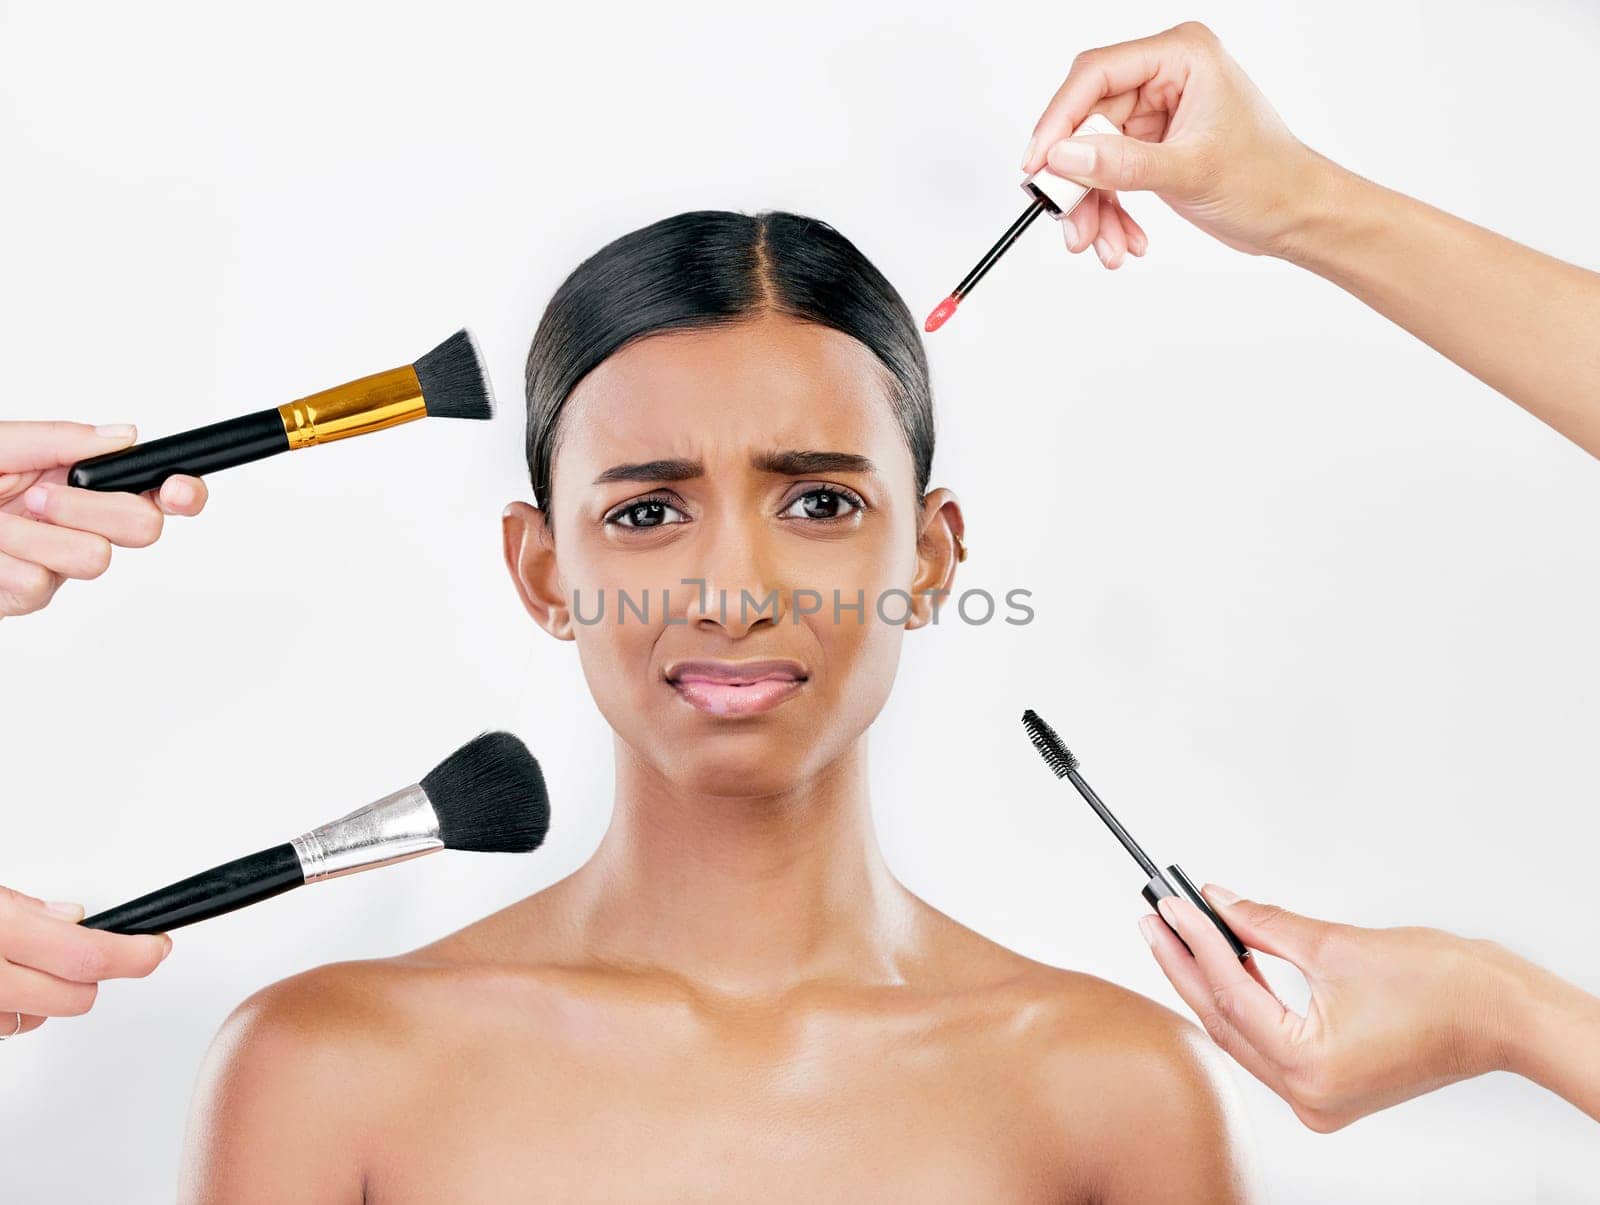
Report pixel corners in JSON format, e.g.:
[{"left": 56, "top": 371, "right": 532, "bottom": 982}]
[
  {"left": 0, "top": 886, "right": 171, "bottom": 1040},
  {"left": 0, "top": 421, "right": 207, "bottom": 618},
  {"left": 1143, "top": 885, "right": 1600, "bottom": 1131}
]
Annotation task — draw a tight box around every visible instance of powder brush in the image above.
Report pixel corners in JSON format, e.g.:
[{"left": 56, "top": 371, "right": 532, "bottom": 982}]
[{"left": 81, "top": 730, "right": 549, "bottom": 935}]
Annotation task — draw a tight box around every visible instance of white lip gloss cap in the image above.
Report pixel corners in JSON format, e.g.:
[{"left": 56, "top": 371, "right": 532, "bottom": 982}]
[{"left": 1021, "top": 111, "right": 1122, "bottom": 217}]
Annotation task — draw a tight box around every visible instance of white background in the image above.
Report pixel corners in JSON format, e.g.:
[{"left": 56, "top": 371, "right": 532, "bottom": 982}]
[{"left": 4, "top": 1, "right": 1598, "bottom": 1200}]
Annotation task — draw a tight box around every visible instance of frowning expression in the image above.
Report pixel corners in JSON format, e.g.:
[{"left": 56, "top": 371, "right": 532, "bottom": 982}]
[{"left": 503, "top": 312, "right": 961, "bottom": 797}]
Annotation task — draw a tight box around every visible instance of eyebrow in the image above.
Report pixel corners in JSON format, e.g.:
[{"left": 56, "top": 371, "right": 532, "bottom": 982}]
[{"left": 592, "top": 449, "right": 879, "bottom": 486}]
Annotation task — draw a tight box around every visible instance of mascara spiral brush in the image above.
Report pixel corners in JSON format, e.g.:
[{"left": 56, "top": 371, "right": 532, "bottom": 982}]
[
  {"left": 1020, "top": 709, "right": 1249, "bottom": 960},
  {"left": 81, "top": 731, "right": 549, "bottom": 935},
  {"left": 925, "top": 112, "right": 1121, "bottom": 332},
  {"left": 67, "top": 328, "right": 495, "bottom": 494}
]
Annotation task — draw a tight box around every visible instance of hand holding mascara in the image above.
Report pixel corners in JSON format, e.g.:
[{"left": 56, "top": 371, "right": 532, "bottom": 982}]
[
  {"left": 66, "top": 329, "right": 494, "bottom": 495},
  {"left": 82, "top": 730, "right": 549, "bottom": 936},
  {"left": 1019, "top": 708, "right": 1248, "bottom": 960}
]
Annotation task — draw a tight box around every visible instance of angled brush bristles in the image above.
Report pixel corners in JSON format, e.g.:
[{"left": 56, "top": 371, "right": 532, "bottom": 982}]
[
  {"left": 414, "top": 328, "right": 495, "bottom": 421},
  {"left": 1021, "top": 709, "right": 1080, "bottom": 777},
  {"left": 421, "top": 730, "right": 550, "bottom": 853}
]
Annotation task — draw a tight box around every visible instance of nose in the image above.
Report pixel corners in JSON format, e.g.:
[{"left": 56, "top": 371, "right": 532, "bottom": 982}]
[{"left": 674, "top": 513, "right": 787, "bottom": 638}]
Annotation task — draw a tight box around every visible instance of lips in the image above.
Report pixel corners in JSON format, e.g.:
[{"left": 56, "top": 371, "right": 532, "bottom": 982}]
[{"left": 664, "top": 658, "right": 809, "bottom": 718}]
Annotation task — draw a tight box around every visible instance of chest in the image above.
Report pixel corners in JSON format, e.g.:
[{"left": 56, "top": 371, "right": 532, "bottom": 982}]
[{"left": 361, "top": 1017, "right": 1082, "bottom": 1202}]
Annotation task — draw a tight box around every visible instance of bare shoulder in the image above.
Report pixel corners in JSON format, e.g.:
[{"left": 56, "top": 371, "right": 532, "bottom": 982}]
[
  {"left": 919, "top": 912, "right": 1262, "bottom": 1202},
  {"left": 180, "top": 892, "right": 563, "bottom": 1204}
]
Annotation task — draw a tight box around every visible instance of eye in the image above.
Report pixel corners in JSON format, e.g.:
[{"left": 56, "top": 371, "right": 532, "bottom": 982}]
[
  {"left": 604, "top": 494, "right": 689, "bottom": 529},
  {"left": 782, "top": 485, "right": 866, "bottom": 522}
]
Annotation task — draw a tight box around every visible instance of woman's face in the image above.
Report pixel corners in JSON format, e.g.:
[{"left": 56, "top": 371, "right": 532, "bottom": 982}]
[{"left": 503, "top": 312, "right": 962, "bottom": 798}]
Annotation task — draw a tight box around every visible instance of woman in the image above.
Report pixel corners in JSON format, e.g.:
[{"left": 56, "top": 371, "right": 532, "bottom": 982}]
[{"left": 179, "top": 210, "right": 1259, "bottom": 1202}]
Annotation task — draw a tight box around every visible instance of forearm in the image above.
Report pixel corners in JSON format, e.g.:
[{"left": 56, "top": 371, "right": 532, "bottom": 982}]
[
  {"left": 1277, "top": 153, "right": 1600, "bottom": 459},
  {"left": 1495, "top": 946, "right": 1600, "bottom": 1121}
]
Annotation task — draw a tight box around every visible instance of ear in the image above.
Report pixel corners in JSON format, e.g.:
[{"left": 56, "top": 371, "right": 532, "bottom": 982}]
[
  {"left": 906, "top": 487, "right": 963, "bottom": 631},
  {"left": 502, "top": 501, "right": 573, "bottom": 640}
]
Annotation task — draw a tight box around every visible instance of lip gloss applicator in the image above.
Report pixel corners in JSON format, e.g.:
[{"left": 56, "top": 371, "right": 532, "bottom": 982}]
[
  {"left": 1020, "top": 708, "right": 1250, "bottom": 960},
  {"left": 925, "top": 112, "right": 1122, "bottom": 333}
]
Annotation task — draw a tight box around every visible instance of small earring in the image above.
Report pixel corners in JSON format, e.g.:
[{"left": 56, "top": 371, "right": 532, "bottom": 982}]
[{"left": 954, "top": 532, "right": 968, "bottom": 562}]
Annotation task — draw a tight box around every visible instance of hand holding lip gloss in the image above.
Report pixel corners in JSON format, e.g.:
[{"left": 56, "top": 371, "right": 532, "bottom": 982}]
[{"left": 924, "top": 112, "right": 1123, "bottom": 333}]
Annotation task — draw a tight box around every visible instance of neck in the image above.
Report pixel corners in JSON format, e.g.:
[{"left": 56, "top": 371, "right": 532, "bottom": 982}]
[{"left": 563, "top": 733, "right": 919, "bottom": 997}]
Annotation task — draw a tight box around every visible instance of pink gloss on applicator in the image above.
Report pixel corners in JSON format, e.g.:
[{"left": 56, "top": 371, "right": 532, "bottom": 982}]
[{"left": 924, "top": 111, "right": 1122, "bottom": 332}]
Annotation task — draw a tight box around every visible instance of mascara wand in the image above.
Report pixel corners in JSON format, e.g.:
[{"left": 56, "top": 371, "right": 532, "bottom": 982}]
[{"left": 1020, "top": 708, "right": 1249, "bottom": 960}]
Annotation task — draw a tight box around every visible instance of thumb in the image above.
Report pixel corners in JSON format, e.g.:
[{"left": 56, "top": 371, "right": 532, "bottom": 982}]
[
  {"left": 1043, "top": 132, "right": 1190, "bottom": 195},
  {"left": 0, "top": 421, "right": 138, "bottom": 475},
  {"left": 0, "top": 884, "right": 84, "bottom": 921},
  {"left": 1201, "top": 884, "right": 1332, "bottom": 970}
]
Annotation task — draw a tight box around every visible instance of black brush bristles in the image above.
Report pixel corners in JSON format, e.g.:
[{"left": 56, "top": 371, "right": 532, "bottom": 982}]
[
  {"left": 1021, "top": 709, "right": 1080, "bottom": 777},
  {"left": 421, "top": 730, "right": 550, "bottom": 853},
  {"left": 414, "top": 328, "right": 495, "bottom": 421}
]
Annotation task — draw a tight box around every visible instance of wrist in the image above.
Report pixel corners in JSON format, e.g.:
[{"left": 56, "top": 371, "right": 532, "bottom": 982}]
[{"left": 1262, "top": 146, "right": 1370, "bottom": 267}]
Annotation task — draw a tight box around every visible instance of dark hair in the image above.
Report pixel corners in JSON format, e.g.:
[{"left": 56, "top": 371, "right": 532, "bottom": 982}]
[{"left": 523, "top": 210, "right": 935, "bottom": 527}]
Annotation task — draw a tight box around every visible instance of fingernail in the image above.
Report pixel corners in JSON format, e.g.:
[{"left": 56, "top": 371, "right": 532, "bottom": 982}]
[
  {"left": 1138, "top": 915, "right": 1158, "bottom": 946},
  {"left": 1046, "top": 138, "right": 1096, "bottom": 177},
  {"left": 502, "top": 503, "right": 515, "bottom": 520},
  {"left": 94, "top": 423, "right": 136, "bottom": 440},
  {"left": 45, "top": 900, "right": 84, "bottom": 920},
  {"left": 23, "top": 484, "right": 49, "bottom": 513},
  {"left": 1020, "top": 134, "right": 1039, "bottom": 172},
  {"left": 157, "top": 935, "right": 173, "bottom": 962},
  {"left": 1094, "top": 238, "right": 1112, "bottom": 266},
  {"left": 167, "top": 480, "right": 193, "bottom": 507},
  {"left": 1157, "top": 896, "right": 1180, "bottom": 926},
  {"left": 1130, "top": 231, "right": 1148, "bottom": 256},
  {"left": 1203, "top": 883, "right": 1240, "bottom": 906}
]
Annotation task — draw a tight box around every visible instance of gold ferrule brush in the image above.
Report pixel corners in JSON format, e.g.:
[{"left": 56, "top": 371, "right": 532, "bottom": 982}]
[
  {"left": 278, "top": 364, "right": 426, "bottom": 449},
  {"left": 65, "top": 328, "right": 494, "bottom": 494}
]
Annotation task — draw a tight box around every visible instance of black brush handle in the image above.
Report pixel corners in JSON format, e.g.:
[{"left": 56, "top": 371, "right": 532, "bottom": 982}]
[
  {"left": 81, "top": 843, "right": 305, "bottom": 934},
  {"left": 67, "top": 407, "right": 289, "bottom": 493}
]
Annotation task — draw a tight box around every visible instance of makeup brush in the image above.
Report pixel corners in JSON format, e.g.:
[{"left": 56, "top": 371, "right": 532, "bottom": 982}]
[
  {"left": 1019, "top": 708, "right": 1249, "bottom": 960},
  {"left": 66, "top": 328, "right": 495, "bottom": 494},
  {"left": 81, "top": 730, "right": 549, "bottom": 935},
  {"left": 925, "top": 112, "right": 1122, "bottom": 332}
]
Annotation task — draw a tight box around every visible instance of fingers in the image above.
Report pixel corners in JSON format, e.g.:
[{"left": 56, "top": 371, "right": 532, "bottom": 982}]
[
  {"left": 1061, "top": 195, "right": 1146, "bottom": 266},
  {"left": 1157, "top": 894, "right": 1299, "bottom": 1066},
  {"left": 1044, "top": 130, "right": 1189, "bottom": 196},
  {"left": 1141, "top": 912, "right": 1286, "bottom": 1092},
  {"left": 0, "top": 960, "right": 99, "bottom": 1017},
  {"left": 1023, "top": 28, "right": 1185, "bottom": 173},
  {"left": 1062, "top": 193, "right": 1102, "bottom": 254},
  {"left": 1201, "top": 884, "right": 1332, "bottom": 969},
  {"left": 22, "top": 482, "right": 164, "bottom": 548},
  {"left": 0, "top": 548, "right": 63, "bottom": 616},
  {"left": 154, "top": 474, "right": 207, "bottom": 517},
  {"left": 1093, "top": 194, "right": 1130, "bottom": 268},
  {"left": 0, "top": 509, "right": 112, "bottom": 580},
  {"left": 0, "top": 892, "right": 171, "bottom": 983},
  {"left": 1114, "top": 199, "right": 1149, "bottom": 256},
  {"left": 0, "top": 421, "right": 137, "bottom": 474}
]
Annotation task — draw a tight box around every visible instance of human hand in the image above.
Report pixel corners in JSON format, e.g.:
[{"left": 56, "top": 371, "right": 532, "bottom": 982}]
[
  {"left": 0, "top": 421, "right": 208, "bottom": 618},
  {"left": 0, "top": 885, "right": 172, "bottom": 1039},
  {"left": 1141, "top": 884, "right": 1521, "bottom": 1132},
  {"left": 1019, "top": 21, "right": 1329, "bottom": 266}
]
